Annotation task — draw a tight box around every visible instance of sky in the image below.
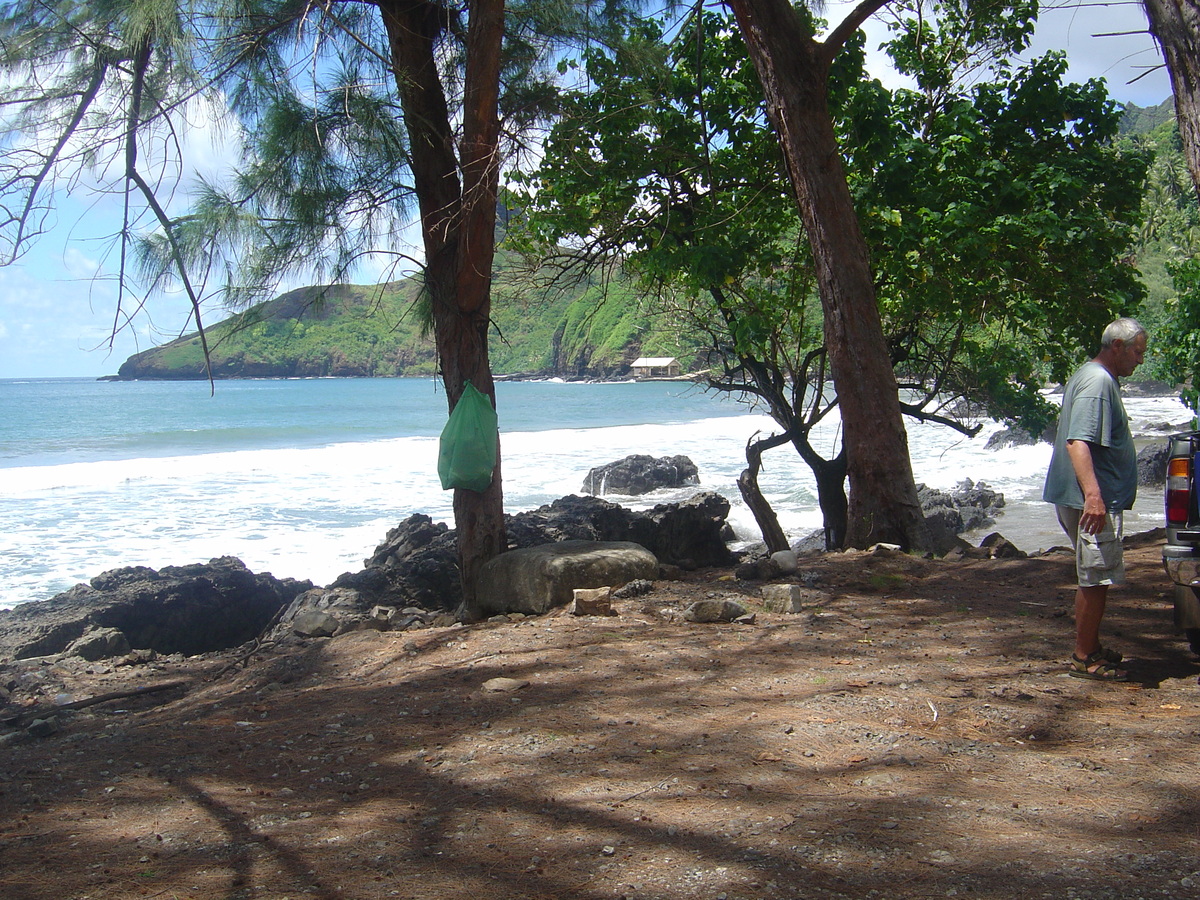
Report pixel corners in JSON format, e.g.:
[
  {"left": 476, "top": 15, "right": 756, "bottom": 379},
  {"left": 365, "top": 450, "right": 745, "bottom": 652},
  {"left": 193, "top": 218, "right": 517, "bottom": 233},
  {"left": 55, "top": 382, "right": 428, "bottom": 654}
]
[{"left": 0, "top": 2, "right": 1176, "bottom": 380}]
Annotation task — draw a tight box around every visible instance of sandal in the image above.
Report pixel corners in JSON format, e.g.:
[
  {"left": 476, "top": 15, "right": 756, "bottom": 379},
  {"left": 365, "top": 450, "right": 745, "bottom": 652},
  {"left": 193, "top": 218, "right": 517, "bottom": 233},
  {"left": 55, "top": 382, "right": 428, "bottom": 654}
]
[{"left": 1069, "top": 649, "right": 1128, "bottom": 682}]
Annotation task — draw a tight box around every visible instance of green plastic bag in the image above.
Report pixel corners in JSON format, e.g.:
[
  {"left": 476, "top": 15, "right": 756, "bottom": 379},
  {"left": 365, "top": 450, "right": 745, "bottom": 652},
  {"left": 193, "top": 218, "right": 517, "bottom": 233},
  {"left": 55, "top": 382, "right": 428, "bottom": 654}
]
[{"left": 437, "top": 381, "right": 498, "bottom": 492}]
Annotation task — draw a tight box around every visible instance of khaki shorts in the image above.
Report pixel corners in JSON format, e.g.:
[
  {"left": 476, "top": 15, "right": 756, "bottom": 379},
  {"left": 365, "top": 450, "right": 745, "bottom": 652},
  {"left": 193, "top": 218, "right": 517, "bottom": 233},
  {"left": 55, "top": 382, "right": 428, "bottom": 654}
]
[{"left": 1057, "top": 505, "right": 1125, "bottom": 587}]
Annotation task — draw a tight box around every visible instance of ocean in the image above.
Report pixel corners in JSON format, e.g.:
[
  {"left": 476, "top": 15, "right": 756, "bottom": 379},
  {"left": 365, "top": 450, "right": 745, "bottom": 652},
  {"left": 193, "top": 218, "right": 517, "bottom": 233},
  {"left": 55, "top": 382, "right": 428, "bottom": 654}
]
[{"left": 0, "top": 376, "right": 1192, "bottom": 610}]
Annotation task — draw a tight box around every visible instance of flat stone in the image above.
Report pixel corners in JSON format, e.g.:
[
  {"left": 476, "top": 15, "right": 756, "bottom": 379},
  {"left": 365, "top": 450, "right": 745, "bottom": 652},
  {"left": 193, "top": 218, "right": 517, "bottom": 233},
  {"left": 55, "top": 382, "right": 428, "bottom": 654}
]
[
  {"left": 761, "top": 585, "right": 830, "bottom": 613},
  {"left": 482, "top": 677, "right": 529, "bottom": 693},
  {"left": 476, "top": 541, "right": 658, "bottom": 616},
  {"left": 569, "top": 586, "right": 613, "bottom": 616},
  {"left": 761, "top": 584, "right": 804, "bottom": 613}
]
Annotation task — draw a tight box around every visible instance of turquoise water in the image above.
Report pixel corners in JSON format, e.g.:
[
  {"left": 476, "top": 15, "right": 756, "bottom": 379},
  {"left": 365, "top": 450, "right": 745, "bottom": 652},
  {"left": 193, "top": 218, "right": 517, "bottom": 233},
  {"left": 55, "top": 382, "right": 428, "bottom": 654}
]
[{"left": 0, "top": 377, "right": 745, "bottom": 467}]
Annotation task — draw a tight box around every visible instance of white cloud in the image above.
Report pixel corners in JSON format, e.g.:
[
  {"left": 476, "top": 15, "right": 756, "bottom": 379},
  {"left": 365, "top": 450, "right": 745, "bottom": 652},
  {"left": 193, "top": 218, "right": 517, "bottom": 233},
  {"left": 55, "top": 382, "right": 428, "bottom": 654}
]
[
  {"left": 824, "top": 1, "right": 1171, "bottom": 107},
  {"left": 62, "top": 247, "right": 101, "bottom": 280}
]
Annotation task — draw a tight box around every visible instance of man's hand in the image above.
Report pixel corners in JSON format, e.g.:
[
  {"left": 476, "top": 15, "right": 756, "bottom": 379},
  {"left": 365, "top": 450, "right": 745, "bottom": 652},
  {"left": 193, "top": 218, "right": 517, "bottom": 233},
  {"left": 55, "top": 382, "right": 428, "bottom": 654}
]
[{"left": 1079, "top": 496, "right": 1108, "bottom": 535}]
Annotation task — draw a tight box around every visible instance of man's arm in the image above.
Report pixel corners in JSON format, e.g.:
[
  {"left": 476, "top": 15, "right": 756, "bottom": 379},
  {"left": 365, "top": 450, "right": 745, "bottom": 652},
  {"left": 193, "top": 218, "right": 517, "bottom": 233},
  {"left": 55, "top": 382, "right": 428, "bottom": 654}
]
[{"left": 1066, "top": 438, "right": 1107, "bottom": 535}]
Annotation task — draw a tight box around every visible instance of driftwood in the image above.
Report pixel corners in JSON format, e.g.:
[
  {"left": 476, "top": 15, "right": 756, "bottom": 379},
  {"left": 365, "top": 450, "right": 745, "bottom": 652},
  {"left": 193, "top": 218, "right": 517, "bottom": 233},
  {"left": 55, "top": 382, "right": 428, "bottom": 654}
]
[{"left": 2, "top": 679, "right": 188, "bottom": 727}]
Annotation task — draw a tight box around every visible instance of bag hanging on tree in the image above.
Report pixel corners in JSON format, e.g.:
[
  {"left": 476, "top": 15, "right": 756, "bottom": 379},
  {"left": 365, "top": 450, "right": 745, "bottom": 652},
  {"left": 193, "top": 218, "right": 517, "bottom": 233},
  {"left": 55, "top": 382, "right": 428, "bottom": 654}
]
[{"left": 437, "top": 381, "right": 498, "bottom": 492}]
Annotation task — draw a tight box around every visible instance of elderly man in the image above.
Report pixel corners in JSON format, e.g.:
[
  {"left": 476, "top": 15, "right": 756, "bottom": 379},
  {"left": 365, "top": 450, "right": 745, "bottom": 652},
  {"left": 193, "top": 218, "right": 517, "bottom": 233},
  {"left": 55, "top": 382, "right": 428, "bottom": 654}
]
[{"left": 1042, "top": 317, "right": 1148, "bottom": 682}]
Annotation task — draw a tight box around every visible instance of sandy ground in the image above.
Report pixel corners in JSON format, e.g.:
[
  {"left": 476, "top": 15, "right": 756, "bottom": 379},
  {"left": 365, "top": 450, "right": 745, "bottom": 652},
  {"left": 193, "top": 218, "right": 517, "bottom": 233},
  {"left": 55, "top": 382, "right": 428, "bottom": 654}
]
[{"left": 2, "top": 534, "right": 1198, "bottom": 900}]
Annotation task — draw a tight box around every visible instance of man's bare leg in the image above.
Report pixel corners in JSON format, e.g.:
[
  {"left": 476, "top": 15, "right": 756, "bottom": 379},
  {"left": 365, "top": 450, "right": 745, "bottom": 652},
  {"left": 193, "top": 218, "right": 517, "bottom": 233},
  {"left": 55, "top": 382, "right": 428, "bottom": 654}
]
[{"left": 1074, "top": 584, "right": 1124, "bottom": 675}]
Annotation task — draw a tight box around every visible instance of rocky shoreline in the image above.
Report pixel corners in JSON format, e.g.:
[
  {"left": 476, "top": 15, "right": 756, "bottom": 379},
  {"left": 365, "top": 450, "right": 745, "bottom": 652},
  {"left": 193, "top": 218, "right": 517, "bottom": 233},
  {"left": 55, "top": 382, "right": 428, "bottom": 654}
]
[{"left": 1, "top": 464, "right": 1018, "bottom": 667}]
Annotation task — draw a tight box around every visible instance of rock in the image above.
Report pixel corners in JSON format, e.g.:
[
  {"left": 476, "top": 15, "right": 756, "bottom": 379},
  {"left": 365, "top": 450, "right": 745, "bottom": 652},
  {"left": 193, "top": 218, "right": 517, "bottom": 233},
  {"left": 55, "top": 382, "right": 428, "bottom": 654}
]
[
  {"left": 761, "top": 584, "right": 810, "bottom": 613},
  {"left": 25, "top": 717, "right": 59, "bottom": 739},
  {"left": 792, "top": 530, "right": 830, "bottom": 555},
  {"left": 569, "top": 586, "right": 613, "bottom": 616},
  {"left": 339, "top": 514, "right": 461, "bottom": 610},
  {"left": 735, "top": 556, "right": 782, "bottom": 581},
  {"left": 978, "top": 532, "right": 1027, "bottom": 559},
  {"left": 476, "top": 541, "right": 658, "bottom": 616},
  {"left": 115, "top": 648, "right": 156, "bottom": 667},
  {"left": 507, "top": 492, "right": 733, "bottom": 569},
  {"left": 65, "top": 626, "right": 130, "bottom": 662},
  {"left": 917, "top": 480, "right": 1006, "bottom": 555},
  {"left": 612, "top": 579, "right": 653, "bottom": 599},
  {"left": 482, "top": 677, "right": 529, "bottom": 693},
  {"left": 0, "top": 557, "right": 311, "bottom": 661},
  {"left": 273, "top": 588, "right": 439, "bottom": 641},
  {"left": 582, "top": 454, "right": 699, "bottom": 496},
  {"left": 985, "top": 425, "right": 1053, "bottom": 449},
  {"left": 645, "top": 492, "right": 734, "bottom": 568},
  {"left": 769, "top": 550, "right": 798, "bottom": 574},
  {"left": 682, "top": 599, "right": 748, "bottom": 623},
  {"left": 290, "top": 610, "right": 341, "bottom": 638},
  {"left": 1138, "top": 441, "right": 1170, "bottom": 486},
  {"left": 1121, "top": 378, "right": 1178, "bottom": 397}
]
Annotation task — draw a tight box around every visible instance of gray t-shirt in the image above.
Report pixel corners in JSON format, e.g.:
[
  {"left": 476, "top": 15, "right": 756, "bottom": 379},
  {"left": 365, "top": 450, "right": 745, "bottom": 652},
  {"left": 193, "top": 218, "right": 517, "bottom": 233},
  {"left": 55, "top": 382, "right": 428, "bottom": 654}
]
[{"left": 1042, "top": 360, "right": 1137, "bottom": 511}]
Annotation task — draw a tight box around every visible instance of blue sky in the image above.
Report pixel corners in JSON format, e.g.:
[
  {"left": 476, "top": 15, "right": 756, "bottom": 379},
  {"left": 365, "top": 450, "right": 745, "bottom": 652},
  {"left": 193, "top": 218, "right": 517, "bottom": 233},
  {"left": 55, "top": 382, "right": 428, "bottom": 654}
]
[{"left": 0, "top": 3, "right": 1176, "bottom": 379}]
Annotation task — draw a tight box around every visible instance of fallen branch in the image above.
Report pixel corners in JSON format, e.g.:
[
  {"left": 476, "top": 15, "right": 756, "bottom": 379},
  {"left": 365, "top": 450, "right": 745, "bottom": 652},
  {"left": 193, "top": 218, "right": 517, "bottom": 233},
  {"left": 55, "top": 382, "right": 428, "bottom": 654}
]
[{"left": 2, "top": 679, "right": 188, "bottom": 727}]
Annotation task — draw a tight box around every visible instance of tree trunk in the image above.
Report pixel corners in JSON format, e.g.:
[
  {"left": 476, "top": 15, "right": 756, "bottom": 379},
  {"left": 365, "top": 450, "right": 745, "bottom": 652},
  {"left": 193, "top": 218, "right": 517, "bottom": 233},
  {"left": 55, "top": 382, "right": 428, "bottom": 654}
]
[
  {"left": 794, "top": 439, "right": 848, "bottom": 550},
  {"left": 726, "top": 0, "right": 931, "bottom": 551},
  {"left": 380, "top": 0, "right": 508, "bottom": 617},
  {"left": 737, "top": 433, "right": 791, "bottom": 553},
  {"left": 1145, "top": 0, "right": 1200, "bottom": 199}
]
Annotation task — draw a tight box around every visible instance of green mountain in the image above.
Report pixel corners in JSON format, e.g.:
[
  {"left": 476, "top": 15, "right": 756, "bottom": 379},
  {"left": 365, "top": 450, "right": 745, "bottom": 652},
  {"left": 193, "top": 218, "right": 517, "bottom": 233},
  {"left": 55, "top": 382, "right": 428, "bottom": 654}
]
[
  {"left": 1120, "top": 97, "right": 1176, "bottom": 136},
  {"left": 114, "top": 253, "right": 697, "bottom": 380}
]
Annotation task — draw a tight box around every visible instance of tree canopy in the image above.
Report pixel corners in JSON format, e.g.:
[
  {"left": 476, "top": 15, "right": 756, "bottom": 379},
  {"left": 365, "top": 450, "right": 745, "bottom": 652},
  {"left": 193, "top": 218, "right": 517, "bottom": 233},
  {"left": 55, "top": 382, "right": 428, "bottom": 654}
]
[{"left": 514, "top": 2, "right": 1147, "bottom": 546}]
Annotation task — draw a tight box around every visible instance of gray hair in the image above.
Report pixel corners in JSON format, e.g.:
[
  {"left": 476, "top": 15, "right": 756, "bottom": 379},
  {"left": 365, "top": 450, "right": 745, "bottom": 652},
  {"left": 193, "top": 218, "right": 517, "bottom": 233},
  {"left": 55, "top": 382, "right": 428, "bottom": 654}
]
[{"left": 1101, "top": 317, "right": 1147, "bottom": 347}]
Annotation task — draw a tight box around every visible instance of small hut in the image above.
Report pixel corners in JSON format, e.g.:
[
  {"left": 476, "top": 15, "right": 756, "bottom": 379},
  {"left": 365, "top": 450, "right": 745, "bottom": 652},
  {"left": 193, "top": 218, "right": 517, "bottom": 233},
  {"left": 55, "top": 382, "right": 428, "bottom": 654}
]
[{"left": 629, "top": 356, "right": 681, "bottom": 379}]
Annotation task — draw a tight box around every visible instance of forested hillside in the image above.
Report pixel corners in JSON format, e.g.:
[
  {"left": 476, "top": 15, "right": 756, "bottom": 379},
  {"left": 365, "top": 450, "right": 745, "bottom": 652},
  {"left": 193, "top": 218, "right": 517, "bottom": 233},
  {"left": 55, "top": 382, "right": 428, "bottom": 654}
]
[
  {"left": 114, "top": 251, "right": 697, "bottom": 380},
  {"left": 1120, "top": 101, "right": 1200, "bottom": 384}
]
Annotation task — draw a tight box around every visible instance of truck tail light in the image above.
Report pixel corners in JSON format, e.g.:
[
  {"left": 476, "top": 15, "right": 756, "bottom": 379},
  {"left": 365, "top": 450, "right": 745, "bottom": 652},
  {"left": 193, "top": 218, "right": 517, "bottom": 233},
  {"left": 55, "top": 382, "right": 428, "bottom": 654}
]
[{"left": 1167, "top": 456, "right": 1192, "bottom": 525}]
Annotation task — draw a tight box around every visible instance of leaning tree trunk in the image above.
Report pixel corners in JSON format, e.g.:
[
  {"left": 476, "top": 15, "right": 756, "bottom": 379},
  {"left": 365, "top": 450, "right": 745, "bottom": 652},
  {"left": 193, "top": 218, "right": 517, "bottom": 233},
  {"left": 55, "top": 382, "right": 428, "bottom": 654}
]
[
  {"left": 727, "top": 0, "right": 931, "bottom": 551},
  {"left": 1145, "top": 0, "right": 1200, "bottom": 199},
  {"left": 381, "top": 0, "right": 508, "bottom": 617},
  {"left": 737, "top": 432, "right": 791, "bottom": 553}
]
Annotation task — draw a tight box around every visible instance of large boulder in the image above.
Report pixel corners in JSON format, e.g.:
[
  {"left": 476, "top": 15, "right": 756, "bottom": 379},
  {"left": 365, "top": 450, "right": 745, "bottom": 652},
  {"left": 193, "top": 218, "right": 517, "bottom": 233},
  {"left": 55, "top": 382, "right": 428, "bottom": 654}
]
[
  {"left": 0, "top": 557, "right": 312, "bottom": 661},
  {"left": 475, "top": 540, "right": 659, "bottom": 616},
  {"left": 985, "top": 424, "right": 1054, "bottom": 450},
  {"left": 582, "top": 454, "right": 699, "bottom": 496},
  {"left": 1138, "top": 441, "right": 1170, "bottom": 486},
  {"left": 333, "top": 514, "right": 462, "bottom": 609},
  {"left": 917, "top": 480, "right": 1006, "bottom": 556}
]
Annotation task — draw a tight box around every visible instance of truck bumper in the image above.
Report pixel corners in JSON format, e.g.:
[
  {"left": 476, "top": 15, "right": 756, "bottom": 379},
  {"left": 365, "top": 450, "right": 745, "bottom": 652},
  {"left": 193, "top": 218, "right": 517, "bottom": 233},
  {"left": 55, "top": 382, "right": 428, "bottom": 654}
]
[{"left": 1164, "top": 547, "right": 1200, "bottom": 586}]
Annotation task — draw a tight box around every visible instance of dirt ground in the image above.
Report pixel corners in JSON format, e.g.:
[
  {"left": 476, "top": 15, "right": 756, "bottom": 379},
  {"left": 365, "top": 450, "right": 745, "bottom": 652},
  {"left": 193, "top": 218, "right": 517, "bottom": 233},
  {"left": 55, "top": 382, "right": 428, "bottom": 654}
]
[{"left": 2, "top": 534, "right": 1199, "bottom": 900}]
